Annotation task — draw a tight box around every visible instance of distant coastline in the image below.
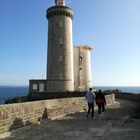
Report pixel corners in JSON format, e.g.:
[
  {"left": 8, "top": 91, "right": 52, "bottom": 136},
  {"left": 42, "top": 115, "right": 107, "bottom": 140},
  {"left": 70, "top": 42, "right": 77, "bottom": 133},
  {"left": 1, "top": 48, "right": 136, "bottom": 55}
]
[
  {"left": 0, "top": 86, "right": 140, "bottom": 105},
  {"left": 95, "top": 86, "right": 140, "bottom": 94}
]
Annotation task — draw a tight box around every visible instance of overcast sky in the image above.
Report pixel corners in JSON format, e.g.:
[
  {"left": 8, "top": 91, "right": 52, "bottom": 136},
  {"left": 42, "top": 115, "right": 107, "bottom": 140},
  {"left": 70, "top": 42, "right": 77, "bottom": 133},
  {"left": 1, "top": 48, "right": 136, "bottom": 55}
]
[{"left": 0, "top": 0, "right": 140, "bottom": 86}]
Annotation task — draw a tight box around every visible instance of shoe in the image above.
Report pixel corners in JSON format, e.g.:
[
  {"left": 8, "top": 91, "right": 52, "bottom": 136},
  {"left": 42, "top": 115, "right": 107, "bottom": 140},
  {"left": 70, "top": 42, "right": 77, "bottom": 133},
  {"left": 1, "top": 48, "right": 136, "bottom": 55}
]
[
  {"left": 101, "top": 113, "right": 104, "bottom": 118},
  {"left": 91, "top": 116, "right": 95, "bottom": 119},
  {"left": 99, "top": 114, "right": 102, "bottom": 120}
]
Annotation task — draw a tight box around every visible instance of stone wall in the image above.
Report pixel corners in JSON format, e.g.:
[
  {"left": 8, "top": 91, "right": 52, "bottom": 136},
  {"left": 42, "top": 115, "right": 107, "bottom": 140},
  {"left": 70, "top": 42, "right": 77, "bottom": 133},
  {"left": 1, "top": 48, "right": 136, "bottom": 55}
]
[
  {"left": 0, "top": 94, "right": 115, "bottom": 134},
  {"left": 115, "top": 92, "right": 140, "bottom": 102}
]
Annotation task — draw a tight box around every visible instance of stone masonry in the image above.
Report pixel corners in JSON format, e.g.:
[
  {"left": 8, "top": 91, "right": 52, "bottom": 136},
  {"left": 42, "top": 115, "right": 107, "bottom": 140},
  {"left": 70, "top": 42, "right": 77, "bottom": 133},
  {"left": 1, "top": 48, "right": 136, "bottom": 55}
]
[{"left": 0, "top": 94, "right": 115, "bottom": 134}]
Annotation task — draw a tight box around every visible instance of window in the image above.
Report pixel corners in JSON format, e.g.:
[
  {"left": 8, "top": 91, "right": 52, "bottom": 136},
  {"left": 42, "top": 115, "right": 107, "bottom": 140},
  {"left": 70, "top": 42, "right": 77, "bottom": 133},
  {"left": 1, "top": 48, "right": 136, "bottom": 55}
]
[
  {"left": 59, "top": 38, "right": 63, "bottom": 44},
  {"left": 39, "top": 83, "right": 44, "bottom": 92},
  {"left": 59, "top": 55, "right": 63, "bottom": 62},
  {"left": 79, "top": 56, "right": 82, "bottom": 61},
  {"left": 33, "top": 84, "right": 37, "bottom": 90},
  {"left": 59, "top": 21, "right": 63, "bottom": 27},
  {"left": 59, "top": 73, "right": 63, "bottom": 79}
]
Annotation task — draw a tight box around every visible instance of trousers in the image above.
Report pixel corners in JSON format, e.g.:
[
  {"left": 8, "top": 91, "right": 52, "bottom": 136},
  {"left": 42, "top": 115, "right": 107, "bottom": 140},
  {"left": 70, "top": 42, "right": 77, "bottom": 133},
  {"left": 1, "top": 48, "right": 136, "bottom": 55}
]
[
  {"left": 98, "top": 104, "right": 105, "bottom": 114},
  {"left": 87, "top": 103, "right": 94, "bottom": 117}
]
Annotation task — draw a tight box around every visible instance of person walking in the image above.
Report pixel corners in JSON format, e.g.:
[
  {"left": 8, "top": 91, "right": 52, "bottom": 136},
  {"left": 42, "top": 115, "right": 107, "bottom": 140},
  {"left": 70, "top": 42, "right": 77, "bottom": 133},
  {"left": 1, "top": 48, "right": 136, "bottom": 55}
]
[
  {"left": 85, "top": 88, "right": 96, "bottom": 118},
  {"left": 95, "top": 89, "right": 106, "bottom": 119}
]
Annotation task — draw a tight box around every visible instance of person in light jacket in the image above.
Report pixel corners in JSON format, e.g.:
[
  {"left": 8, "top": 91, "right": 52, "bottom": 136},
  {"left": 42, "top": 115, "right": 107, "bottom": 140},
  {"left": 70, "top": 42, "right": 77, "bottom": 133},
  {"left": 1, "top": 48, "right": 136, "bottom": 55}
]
[{"left": 85, "top": 88, "right": 96, "bottom": 118}]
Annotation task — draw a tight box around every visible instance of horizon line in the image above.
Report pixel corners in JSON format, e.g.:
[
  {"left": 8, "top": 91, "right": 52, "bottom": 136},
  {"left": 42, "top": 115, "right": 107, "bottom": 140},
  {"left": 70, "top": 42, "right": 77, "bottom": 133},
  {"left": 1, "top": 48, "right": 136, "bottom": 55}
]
[{"left": 0, "top": 85, "right": 139, "bottom": 87}]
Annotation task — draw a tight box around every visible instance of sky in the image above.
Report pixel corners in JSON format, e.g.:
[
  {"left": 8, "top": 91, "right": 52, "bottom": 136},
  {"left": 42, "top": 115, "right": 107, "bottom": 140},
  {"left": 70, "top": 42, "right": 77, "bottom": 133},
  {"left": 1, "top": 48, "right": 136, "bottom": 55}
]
[{"left": 0, "top": 0, "right": 140, "bottom": 86}]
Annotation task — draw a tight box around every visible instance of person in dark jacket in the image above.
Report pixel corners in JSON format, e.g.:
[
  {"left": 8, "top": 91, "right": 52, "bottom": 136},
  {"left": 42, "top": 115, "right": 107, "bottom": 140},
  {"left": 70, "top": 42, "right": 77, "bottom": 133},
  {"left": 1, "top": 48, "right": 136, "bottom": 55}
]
[{"left": 95, "top": 89, "right": 106, "bottom": 119}]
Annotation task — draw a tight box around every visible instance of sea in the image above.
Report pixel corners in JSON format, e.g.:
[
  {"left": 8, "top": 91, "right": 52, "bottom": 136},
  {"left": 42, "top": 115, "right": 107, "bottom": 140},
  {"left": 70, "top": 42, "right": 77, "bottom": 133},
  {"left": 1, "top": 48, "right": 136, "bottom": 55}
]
[
  {"left": 0, "top": 86, "right": 28, "bottom": 105},
  {"left": 0, "top": 86, "right": 140, "bottom": 105}
]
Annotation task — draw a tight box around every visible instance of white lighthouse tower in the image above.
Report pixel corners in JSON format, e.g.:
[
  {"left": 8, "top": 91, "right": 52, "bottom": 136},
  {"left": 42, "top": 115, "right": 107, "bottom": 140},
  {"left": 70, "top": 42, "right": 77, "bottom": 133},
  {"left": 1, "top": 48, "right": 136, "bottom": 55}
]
[{"left": 46, "top": 0, "right": 74, "bottom": 92}]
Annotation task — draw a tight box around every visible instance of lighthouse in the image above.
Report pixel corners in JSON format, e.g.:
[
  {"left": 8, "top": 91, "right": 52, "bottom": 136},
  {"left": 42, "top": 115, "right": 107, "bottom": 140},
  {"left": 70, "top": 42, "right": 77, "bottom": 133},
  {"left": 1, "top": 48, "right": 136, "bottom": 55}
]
[
  {"left": 46, "top": 0, "right": 74, "bottom": 92},
  {"left": 29, "top": 0, "right": 93, "bottom": 94}
]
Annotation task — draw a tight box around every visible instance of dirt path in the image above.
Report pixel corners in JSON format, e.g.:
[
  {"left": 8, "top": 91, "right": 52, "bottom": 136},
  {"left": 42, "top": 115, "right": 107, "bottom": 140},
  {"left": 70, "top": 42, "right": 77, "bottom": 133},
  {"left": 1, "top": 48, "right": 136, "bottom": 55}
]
[{"left": 1, "top": 99, "right": 140, "bottom": 140}]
